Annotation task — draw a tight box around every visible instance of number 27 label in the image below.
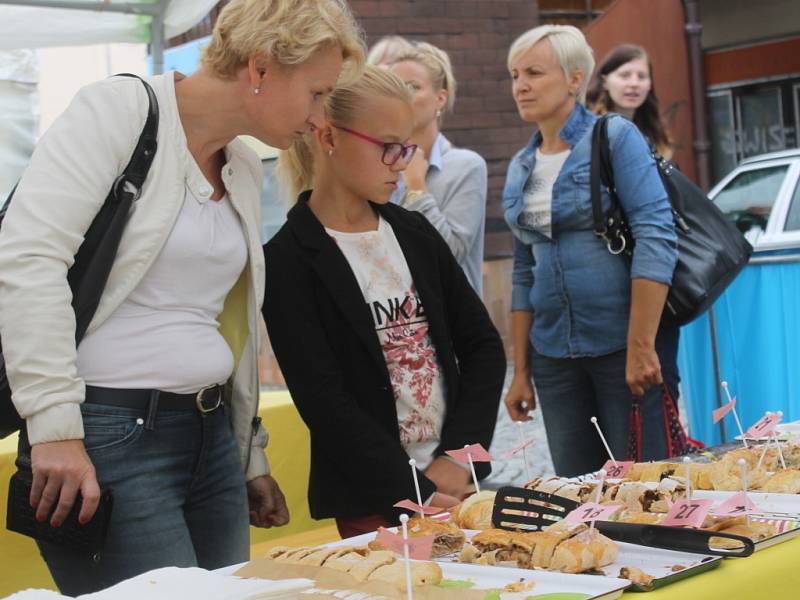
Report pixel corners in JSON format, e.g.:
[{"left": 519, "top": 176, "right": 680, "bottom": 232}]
[{"left": 662, "top": 498, "right": 713, "bottom": 528}]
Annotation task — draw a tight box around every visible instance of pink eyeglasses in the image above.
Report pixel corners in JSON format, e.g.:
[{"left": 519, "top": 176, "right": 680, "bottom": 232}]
[{"left": 333, "top": 125, "right": 418, "bottom": 166}]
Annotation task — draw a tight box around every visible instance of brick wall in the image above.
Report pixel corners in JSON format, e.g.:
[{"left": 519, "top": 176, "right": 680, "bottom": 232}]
[
  {"left": 350, "top": 0, "right": 540, "bottom": 259},
  {"left": 170, "top": 0, "right": 541, "bottom": 257}
]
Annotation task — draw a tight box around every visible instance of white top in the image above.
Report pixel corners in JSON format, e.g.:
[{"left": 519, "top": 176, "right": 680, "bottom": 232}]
[
  {"left": 77, "top": 189, "right": 247, "bottom": 392},
  {"left": 521, "top": 148, "right": 570, "bottom": 238},
  {"left": 326, "top": 216, "right": 446, "bottom": 470}
]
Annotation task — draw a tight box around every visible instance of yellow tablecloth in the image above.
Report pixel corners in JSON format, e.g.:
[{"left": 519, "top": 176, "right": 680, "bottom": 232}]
[{"left": 0, "top": 391, "right": 331, "bottom": 597}]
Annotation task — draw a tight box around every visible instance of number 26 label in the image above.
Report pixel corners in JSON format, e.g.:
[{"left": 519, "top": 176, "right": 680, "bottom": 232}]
[{"left": 601, "top": 460, "right": 634, "bottom": 479}]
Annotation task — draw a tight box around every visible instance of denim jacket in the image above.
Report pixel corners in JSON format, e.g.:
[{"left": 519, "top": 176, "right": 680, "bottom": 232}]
[{"left": 504, "top": 103, "right": 677, "bottom": 358}]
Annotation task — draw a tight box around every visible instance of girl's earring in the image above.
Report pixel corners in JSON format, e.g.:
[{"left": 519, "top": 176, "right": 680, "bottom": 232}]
[
  {"left": 328, "top": 149, "right": 334, "bottom": 157},
  {"left": 253, "top": 87, "right": 261, "bottom": 95},
  {"left": 436, "top": 109, "right": 442, "bottom": 118}
]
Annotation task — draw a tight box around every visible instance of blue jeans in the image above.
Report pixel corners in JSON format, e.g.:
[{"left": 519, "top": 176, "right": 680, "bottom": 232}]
[
  {"left": 531, "top": 327, "right": 680, "bottom": 477},
  {"left": 36, "top": 392, "right": 249, "bottom": 595}
]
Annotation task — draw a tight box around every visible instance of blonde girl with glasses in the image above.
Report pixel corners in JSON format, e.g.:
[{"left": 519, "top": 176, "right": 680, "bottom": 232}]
[{"left": 263, "top": 65, "right": 505, "bottom": 538}]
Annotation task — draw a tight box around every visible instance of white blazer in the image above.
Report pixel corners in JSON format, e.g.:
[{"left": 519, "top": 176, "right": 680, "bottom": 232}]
[{"left": 0, "top": 73, "right": 270, "bottom": 480}]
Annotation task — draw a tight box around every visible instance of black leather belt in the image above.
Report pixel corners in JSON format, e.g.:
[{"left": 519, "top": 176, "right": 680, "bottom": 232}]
[{"left": 84, "top": 384, "right": 224, "bottom": 414}]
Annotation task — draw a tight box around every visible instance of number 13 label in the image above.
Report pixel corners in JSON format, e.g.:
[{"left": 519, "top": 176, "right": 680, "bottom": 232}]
[
  {"left": 565, "top": 502, "right": 621, "bottom": 524},
  {"left": 662, "top": 498, "right": 713, "bottom": 528}
]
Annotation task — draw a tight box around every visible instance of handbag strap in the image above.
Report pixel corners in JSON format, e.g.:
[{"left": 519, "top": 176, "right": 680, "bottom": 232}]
[
  {"left": 589, "top": 115, "right": 620, "bottom": 235},
  {"left": 70, "top": 74, "right": 159, "bottom": 342},
  {"left": 110, "top": 73, "right": 159, "bottom": 197},
  {"left": 0, "top": 74, "right": 158, "bottom": 213}
]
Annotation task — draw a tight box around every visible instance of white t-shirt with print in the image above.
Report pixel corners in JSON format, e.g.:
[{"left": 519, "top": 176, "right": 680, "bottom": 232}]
[
  {"left": 520, "top": 148, "right": 570, "bottom": 238},
  {"left": 326, "top": 216, "right": 446, "bottom": 470}
]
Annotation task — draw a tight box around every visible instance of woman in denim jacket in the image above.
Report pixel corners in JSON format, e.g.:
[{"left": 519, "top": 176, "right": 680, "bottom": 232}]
[{"left": 502, "top": 25, "right": 679, "bottom": 477}]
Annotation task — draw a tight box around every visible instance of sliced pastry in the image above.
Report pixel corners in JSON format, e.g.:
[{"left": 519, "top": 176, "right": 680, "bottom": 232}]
[
  {"left": 710, "top": 457, "right": 769, "bottom": 491},
  {"left": 369, "top": 519, "right": 465, "bottom": 558},
  {"left": 550, "top": 527, "right": 619, "bottom": 574},
  {"left": 529, "top": 521, "right": 585, "bottom": 569},
  {"left": 367, "top": 561, "right": 442, "bottom": 590},
  {"left": 324, "top": 551, "right": 370, "bottom": 573},
  {"left": 613, "top": 482, "right": 650, "bottom": 511},
  {"left": 346, "top": 550, "right": 396, "bottom": 582},
  {"left": 534, "top": 477, "right": 573, "bottom": 496},
  {"left": 616, "top": 510, "right": 664, "bottom": 525},
  {"left": 760, "top": 469, "right": 800, "bottom": 494},
  {"left": 450, "top": 490, "right": 496, "bottom": 530}
]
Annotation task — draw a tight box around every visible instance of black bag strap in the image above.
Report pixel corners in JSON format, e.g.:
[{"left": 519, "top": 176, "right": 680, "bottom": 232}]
[
  {"left": 110, "top": 73, "right": 160, "bottom": 196},
  {"left": 69, "top": 73, "right": 159, "bottom": 341},
  {"left": 0, "top": 74, "right": 158, "bottom": 214},
  {"left": 589, "top": 114, "right": 617, "bottom": 236}
]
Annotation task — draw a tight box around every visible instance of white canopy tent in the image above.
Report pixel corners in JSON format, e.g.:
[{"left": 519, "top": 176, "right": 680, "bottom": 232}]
[
  {"left": 0, "top": 0, "right": 219, "bottom": 73},
  {"left": 0, "top": 0, "right": 218, "bottom": 197}
]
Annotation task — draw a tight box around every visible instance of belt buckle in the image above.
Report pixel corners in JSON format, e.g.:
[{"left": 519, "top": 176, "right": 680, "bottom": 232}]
[{"left": 196, "top": 385, "right": 222, "bottom": 414}]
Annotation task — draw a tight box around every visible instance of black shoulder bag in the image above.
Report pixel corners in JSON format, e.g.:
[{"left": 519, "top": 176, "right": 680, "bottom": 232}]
[
  {"left": 589, "top": 114, "right": 753, "bottom": 326},
  {"left": 0, "top": 74, "right": 159, "bottom": 439}
]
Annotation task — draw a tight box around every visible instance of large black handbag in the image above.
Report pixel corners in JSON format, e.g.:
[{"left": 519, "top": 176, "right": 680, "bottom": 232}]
[
  {"left": 589, "top": 114, "right": 753, "bottom": 326},
  {"left": 0, "top": 74, "right": 159, "bottom": 439}
]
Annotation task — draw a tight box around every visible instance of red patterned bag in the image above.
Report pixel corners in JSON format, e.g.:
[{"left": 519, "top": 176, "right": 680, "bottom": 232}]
[{"left": 627, "top": 384, "right": 704, "bottom": 461}]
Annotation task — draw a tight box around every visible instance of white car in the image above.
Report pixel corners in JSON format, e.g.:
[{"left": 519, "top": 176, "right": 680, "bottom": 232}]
[{"left": 710, "top": 148, "right": 800, "bottom": 253}]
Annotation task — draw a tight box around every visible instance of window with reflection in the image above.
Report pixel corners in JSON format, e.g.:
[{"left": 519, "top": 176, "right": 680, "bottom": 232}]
[
  {"left": 784, "top": 179, "right": 800, "bottom": 232},
  {"left": 713, "top": 165, "right": 789, "bottom": 244}
]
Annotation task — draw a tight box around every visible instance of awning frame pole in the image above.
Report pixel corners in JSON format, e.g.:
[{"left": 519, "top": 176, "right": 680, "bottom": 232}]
[
  {"left": 0, "top": 0, "right": 160, "bottom": 16},
  {"left": 150, "top": 0, "right": 165, "bottom": 74}
]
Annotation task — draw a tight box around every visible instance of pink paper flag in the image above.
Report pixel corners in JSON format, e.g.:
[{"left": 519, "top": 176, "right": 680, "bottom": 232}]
[
  {"left": 376, "top": 527, "right": 434, "bottom": 560},
  {"left": 745, "top": 413, "right": 781, "bottom": 439},
  {"left": 712, "top": 396, "right": 736, "bottom": 424},
  {"left": 662, "top": 498, "right": 713, "bottom": 528},
  {"left": 564, "top": 502, "right": 621, "bottom": 524},
  {"left": 601, "top": 460, "right": 634, "bottom": 479},
  {"left": 445, "top": 443, "right": 493, "bottom": 464},
  {"left": 393, "top": 499, "right": 445, "bottom": 515},
  {"left": 500, "top": 438, "right": 535, "bottom": 460},
  {"left": 713, "top": 491, "right": 763, "bottom": 517}
]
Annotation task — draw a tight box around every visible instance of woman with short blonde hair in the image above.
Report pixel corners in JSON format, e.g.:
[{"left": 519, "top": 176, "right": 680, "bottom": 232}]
[
  {"left": 502, "top": 25, "right": 680, "bottom": 477},
  {"left": 366, "top": 34, "right": 415, "bottom": 67},
  {"left": 507, "top": 24, "right": 595, "bottom": 102},
  {"left": 387, "top": 42, "right": 488, "bottom": 296},
  {"left": 0, "top": 0, "right": 364, "bottom": 594}
]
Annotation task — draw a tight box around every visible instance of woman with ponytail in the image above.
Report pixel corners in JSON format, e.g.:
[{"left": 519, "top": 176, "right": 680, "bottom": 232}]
[
  {"left": 263, "top": 65, "right": 505, "bottom": 538},
  {"left": 388, "top": 42, "right": 488, "bottom": 296}
]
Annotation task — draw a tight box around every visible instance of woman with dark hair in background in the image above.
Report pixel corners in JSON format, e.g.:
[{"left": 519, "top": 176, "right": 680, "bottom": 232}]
[{"left": 587, "top": 44, "right": 673, "bottom": 159}]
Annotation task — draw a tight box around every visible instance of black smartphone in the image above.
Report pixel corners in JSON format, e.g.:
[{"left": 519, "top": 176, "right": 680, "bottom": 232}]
[{"left": 6, "top": 468, "right": 113, "bottom": 557}]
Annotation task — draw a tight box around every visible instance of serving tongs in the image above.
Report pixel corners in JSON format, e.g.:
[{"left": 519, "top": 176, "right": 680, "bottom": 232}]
[{"left": 491, "top": 485, "right": 755, "bottom": 558}]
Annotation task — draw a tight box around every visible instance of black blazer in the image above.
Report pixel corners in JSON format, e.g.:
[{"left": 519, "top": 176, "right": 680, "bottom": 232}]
[{"left": 263, "top": 191, "right": 506, "bottom": 522}]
